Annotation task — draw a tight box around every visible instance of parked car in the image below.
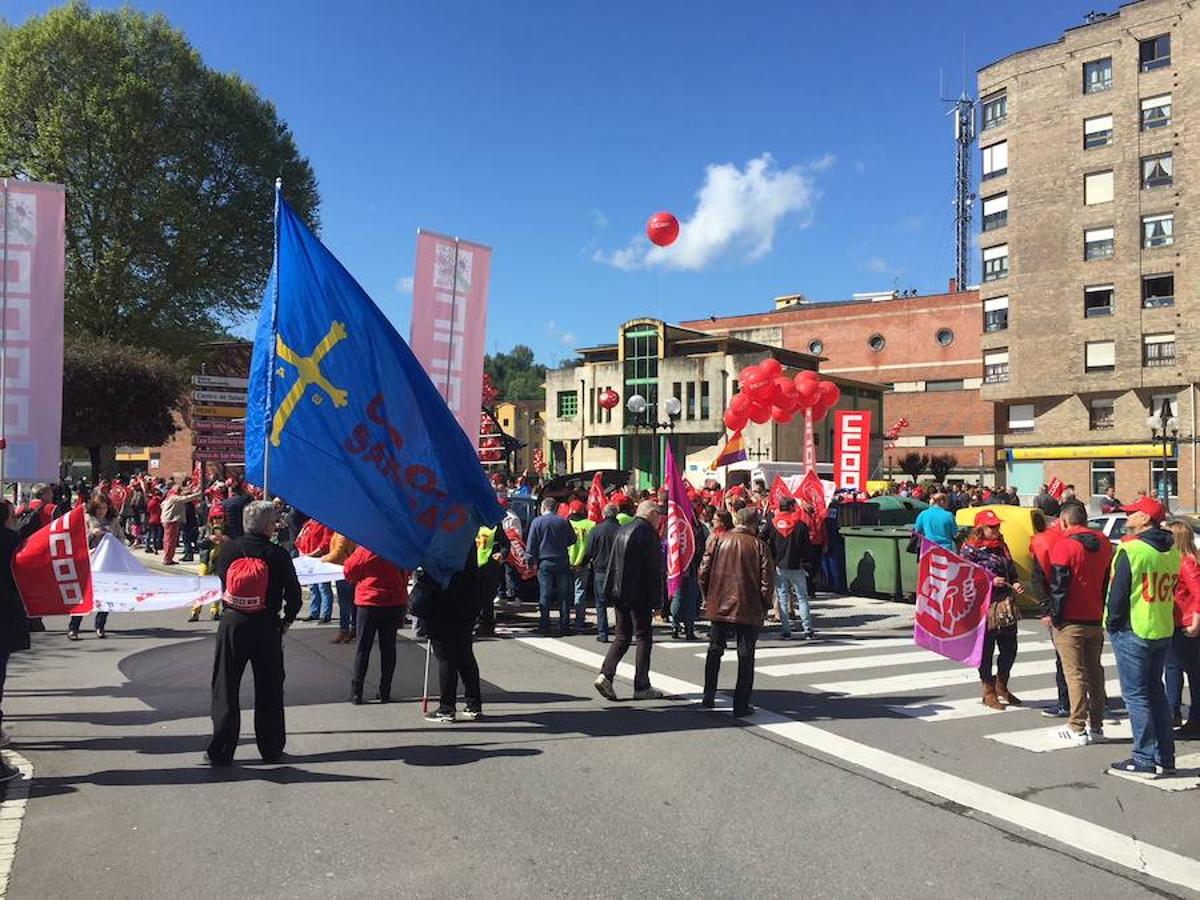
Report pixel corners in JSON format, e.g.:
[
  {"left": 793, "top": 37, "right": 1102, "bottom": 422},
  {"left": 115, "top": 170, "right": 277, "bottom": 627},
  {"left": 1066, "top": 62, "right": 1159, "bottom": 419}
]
[{"left": 1089, "top": 513, "right": 1200, "bottom": 546}]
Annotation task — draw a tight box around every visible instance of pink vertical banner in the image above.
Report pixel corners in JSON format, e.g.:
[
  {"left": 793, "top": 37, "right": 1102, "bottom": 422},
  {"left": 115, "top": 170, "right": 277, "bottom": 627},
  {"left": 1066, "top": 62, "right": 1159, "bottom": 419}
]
[
  {"left": 409, "top": 230, "right": 491, "bottom": 445},
  {"left": 2, "top": 181, "right": 65, "bottom": 482},
  {"left": 803, "top": 407, "right": 816, "bottom": 473}
]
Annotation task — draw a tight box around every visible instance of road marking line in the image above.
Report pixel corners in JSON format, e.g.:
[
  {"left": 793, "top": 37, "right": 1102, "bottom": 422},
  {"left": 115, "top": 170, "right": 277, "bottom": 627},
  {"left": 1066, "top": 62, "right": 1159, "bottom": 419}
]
[
  {"left": 757, "top": 641, "right": 1057, "bottom": 678},
  {"left": 1107, "top": 753, "right": 1200, "bottom": 791},
  {"left": 813, "top": 653, "right": 1116, "bottom": 697},
  {"left": 893, "top": 680, "right": 1123, "bottom": 723},
  {"left": 712, "top": 637, "right": 917, "bottom": 661},
  {"left": 515, "top": 636, "right": 1200, "bottom": 893},
  {"left": 0, "top": 751, "right": 32, "bottom": 898},
  {"left": 986, "top": 720, "right": 1134, "bottom": 753}
]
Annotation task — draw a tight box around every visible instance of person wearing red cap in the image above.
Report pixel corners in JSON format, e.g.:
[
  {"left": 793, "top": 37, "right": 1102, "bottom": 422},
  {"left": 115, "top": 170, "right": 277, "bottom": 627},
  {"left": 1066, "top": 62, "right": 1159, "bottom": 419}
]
[
  {"left": 960, "top": 509, "right": 1025, "bottom": 710},
  {"left": 1105, "top": 496, "right": 1179, "bottom": 778},
  {"left": 567, "top": 499, "right": 596, "bottom": 631}
]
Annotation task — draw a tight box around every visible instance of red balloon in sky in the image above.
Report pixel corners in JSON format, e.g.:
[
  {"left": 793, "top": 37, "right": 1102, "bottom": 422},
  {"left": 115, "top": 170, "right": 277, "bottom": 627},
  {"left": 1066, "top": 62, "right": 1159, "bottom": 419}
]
[{"left": 647, "top": 212, "right": 680, "bottom": 247}]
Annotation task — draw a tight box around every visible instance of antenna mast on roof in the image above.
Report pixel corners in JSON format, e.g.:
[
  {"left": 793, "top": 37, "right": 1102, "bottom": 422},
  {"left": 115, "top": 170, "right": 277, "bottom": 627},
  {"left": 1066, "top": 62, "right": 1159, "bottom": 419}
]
[{"left": 942, "top": 35, "right": 975, "bottom": 292}]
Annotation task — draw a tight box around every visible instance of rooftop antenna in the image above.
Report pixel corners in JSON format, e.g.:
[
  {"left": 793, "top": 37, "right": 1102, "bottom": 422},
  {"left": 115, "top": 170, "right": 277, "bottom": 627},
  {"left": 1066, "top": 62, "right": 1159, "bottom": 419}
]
[{"left": 942, "top": 34, "right": 975, "bottom": 292}]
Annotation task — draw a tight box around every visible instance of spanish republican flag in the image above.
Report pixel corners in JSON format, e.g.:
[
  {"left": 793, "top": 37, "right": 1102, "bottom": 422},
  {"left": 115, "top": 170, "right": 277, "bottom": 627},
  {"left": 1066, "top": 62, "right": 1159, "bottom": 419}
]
[{"left": 710, "top": 430, "right": 747, "bottom": 470}]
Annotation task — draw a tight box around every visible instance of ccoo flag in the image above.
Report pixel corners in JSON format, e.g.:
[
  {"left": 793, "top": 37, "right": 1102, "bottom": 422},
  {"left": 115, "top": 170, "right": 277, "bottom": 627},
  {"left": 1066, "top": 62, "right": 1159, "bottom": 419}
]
[
  {"left": 245, "top": 192, "right": 503, "bottom": 583},
  {"left": 664, "top": 444, "right": 696, "bottom": 598}
]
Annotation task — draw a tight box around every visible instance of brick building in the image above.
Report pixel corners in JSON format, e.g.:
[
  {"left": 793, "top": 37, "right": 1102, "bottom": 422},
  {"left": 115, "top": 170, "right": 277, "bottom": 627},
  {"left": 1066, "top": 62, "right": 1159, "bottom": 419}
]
[
  {"left": 978, "top": 0, "right": 1198, "bottom": 510},
  {"left": 682, "top": 285, "right": 997, "bottom": 483}
]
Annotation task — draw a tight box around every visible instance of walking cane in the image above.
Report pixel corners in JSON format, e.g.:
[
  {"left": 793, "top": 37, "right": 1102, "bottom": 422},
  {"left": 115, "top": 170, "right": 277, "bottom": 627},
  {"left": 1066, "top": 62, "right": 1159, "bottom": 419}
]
[{"left": 421, "top": 637, "right": 432, "bottom": 713}]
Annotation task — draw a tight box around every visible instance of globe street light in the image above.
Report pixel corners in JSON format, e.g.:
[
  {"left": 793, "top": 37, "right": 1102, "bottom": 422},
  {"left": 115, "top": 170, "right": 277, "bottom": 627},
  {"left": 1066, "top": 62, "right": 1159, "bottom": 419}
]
[{"left": 1147, "top": 398, "right": 1179, "bottom": 512}]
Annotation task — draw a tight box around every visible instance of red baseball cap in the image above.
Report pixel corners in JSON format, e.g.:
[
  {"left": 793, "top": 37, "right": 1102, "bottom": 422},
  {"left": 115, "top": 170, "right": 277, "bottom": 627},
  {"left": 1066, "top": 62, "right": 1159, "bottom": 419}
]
[
  {"left": 974, "top": 509, "right": 1003, "bottom": 528},
  {"left": 1121, "top": 497, "right": 1166, "bottom": 524}
]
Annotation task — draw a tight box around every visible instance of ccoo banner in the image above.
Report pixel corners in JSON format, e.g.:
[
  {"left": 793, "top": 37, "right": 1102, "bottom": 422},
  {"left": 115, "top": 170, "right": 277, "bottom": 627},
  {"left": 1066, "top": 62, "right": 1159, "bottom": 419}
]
[
  {"left": 409, "top": 231, "right": 491, "bottom": 444},
  {"left": 1, "top": 180, "right": 65, "bottom": 481},
  {"left": 833, "top": 409, "right": 872, "bottom": 490}
]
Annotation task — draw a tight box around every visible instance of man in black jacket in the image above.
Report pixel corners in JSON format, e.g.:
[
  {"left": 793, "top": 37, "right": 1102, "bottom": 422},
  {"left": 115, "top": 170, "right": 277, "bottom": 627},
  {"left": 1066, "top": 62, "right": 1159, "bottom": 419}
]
[
  {"left": 221, "top": 480, "right": 251, "bottom": 541},
  {"left": 207, "top": 500, "right": 302, "bottom": 766},
  {"left": 0, "top": 502, "right": 28, "bottom": 781},
  {"left": 582, "top": 504, "right": 622, "bottom": 643},
  {"left": 766, "top": 498, "right": 819, "bottom": 640},
  {"left": 594, "top": 501, "right": 666, "bottom": 701}
]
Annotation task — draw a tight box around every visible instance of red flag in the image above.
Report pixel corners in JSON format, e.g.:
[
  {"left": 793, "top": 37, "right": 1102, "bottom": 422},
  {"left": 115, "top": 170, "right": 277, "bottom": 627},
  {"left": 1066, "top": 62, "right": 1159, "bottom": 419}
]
[
  {"left": 587, "top": 471, "right": 605, "bottom": 523},
  {"left": 193, "top": 459, "right": 204, "bottom": 491},
  {"left": 1047, "top": 477, "right": 1065, "bottom": 500},
  {"left": 13, "top": 506, "right": 93, "bottom": 617},
  {"left": 795, "top": 470, "right": 828, "bottom": 547},
  {"left": 665, "top": 445, "right": 696, "bottom": 598},
  {"left": 767, "top": 476, "right": 794, "bottom": 512},
  {"left": 913, "top": 540, "right": 993, "bottom": 666}
]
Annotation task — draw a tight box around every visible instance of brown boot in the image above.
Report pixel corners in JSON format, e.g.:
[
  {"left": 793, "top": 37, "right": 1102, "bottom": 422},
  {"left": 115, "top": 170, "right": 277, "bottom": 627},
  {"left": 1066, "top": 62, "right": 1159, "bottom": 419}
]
[
  {"left": 981, "top": 679, "right": 1004, "bottom": 710},
  {"left": 331, "top": 630, "right": 350, "bottom": 644},
  {"left": 995, "top": 674, "right": 1021, "bottom": 706}
]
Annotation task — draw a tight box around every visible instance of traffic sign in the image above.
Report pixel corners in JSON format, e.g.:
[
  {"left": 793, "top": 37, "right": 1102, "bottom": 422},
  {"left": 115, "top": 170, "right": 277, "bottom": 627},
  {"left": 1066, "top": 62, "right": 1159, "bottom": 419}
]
[
  {"left": 192, "top": 389, "right": 249, "bottom": 405},
  {"left": 192, "top": 374, "right": 249, "bottom": 389},
  {"left": 192, "top": 419, "right": 246, "bottom": 434},
  {"left": 192, "top": 404, "right": 246, "bottom": 419},
  {"left": 193, "top": 435, "right": 244, "bottom": 449},
  {"left": 193, "top": 450, "right": 243, "bottom": 462}
]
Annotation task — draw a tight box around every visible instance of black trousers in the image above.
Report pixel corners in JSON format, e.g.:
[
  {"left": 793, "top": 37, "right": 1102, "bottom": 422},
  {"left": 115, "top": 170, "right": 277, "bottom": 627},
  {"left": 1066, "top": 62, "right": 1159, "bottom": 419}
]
[
  {"left": 352, "top": 606, "right": 401, "bottom": 698},
  {"left": 0, "top": 648, "right": 9, "bottom": 734},
  {"left": 703, "top": 622, "right": 759, "bottom": 715},
  {"left": 208, "top": 612, "right": 286, "bottom": 763},
  {"left": 978, "top": 628, "right": 1019, "bottom": 681},
  {"left": 429, "top": 618, "right": 481, "bottom": 713},
  {"left": 476, "top": 562, "right": 502, "bottom": 633},
  {"left": 600, "top": 605, "right": 653, "bottom": 691}
]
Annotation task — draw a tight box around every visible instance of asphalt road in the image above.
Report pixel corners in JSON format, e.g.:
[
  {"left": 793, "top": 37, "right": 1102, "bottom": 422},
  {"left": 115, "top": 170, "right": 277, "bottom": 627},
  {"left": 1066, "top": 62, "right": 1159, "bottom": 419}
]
[{"left": 1, "top": 597, "right": 1197, "bottom": 899}]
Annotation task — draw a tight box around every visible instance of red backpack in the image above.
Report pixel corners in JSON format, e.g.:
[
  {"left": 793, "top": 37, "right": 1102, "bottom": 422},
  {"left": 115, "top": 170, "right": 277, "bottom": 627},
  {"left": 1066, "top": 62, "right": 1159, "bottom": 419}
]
[{"left": 222, "top": 557, "right": 270, "bottom": 614}]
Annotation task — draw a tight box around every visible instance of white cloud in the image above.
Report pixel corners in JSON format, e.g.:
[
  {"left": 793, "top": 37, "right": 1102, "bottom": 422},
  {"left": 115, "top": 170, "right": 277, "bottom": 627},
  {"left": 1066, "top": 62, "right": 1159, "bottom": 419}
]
[
  {"left": 809, "top": 153, "right": 836, "bottom": 172},
  {"left": 594, "top": 152, "right": 824, "bottom": 272},
  {"left": 866, "top": 257, "right": 890, "bottom": 273},
  {"left": 544, "top": 321, "right": 577, "bottom": 348},
  {"left": 590, "top": 208, "right": 609, "bottom": 229},
  {"left": 394, "top": 275, "right": 414, "bottom": 294}
]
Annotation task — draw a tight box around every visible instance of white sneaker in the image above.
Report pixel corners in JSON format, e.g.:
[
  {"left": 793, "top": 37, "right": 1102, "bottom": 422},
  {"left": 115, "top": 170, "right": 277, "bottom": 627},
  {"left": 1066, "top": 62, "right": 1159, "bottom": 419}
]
[
  {"left": 1087, "top": 727, "right": 1108, "bottom": 744},
  {"left": 1052, "top": 726, "right": 1088, "bottom": 747},
  {"left": 593, "top": 675, "right": 618, "bottom": 702},
  {"left": 632, "top": 686, "right": 666, "bottom": 701}
]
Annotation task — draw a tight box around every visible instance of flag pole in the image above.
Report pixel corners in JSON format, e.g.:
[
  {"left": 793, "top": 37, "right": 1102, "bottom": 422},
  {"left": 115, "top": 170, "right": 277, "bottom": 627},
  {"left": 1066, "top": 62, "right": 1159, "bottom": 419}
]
[
  {"left": 0, "top": 178, "right": 9, "bottom": 488},
  {"left": 262, "top": 178, "right": 283, "bottom": 500}
]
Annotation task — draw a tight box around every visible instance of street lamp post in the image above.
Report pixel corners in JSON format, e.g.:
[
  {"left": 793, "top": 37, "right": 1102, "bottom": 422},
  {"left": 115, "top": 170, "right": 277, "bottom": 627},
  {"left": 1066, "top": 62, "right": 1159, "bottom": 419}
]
[
  {"left": 1146, "top": 398, "right": 1179, "bottom": 513},
  {"left": 626, "top": 394, "right": 682, "bottom": 488}
]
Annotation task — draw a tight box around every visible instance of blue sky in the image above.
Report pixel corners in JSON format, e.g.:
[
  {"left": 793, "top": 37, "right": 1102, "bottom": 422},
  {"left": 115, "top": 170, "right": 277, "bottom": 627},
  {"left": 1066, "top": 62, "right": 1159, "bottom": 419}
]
[{"left": 11, "top": 0, "right": 1107, "bottom": 364}]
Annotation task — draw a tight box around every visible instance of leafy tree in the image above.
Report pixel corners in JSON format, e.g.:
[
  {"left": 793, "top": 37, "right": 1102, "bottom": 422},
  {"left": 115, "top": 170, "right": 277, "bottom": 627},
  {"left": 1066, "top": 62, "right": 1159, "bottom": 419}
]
[
  {"left": 928, "top": 453, "right": 958, "bottom": 483},
  {"left": 0, "top": 2, "right": 319, "bottom": 357},
  {"left": 898, "top": 452, "right": 930, "bottom": 481},
  {"left": 61, "top": 336, "right": 186, "bottom": 481},
  {"left": 485, "top": 344, "right": 547, "bottom": 402}
]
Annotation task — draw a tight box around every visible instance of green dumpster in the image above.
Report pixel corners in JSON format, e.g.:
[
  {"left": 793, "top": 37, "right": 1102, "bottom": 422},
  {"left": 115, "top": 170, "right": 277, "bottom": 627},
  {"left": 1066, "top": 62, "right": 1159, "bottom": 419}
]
[
  {"left": 866, "top": 496, "right": 930, "bottom": 526},
  {"left": 898, "top": 529, "right": 921, "bottom": 598},
  {"left": 842, "top": 526, "right": 913, "bottom": 600}
]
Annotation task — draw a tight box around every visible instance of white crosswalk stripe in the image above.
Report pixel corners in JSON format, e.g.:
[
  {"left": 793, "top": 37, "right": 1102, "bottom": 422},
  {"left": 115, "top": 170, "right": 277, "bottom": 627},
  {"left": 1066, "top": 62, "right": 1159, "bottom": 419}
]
[
  {"left": 756, "top": 640, "right": 1056, "bottom": 678},
  {"left": 891, "top": 680, "right": 1121, "bottom": 723},
  {"left": 812, "top": 653, "right": 1116, "bottom": 697},
  {"left": 986, "top": 717, "right": 1132, "bottom": 753},
  {"left": 705, "top": 637, "right": 916, "bottom": 661}
]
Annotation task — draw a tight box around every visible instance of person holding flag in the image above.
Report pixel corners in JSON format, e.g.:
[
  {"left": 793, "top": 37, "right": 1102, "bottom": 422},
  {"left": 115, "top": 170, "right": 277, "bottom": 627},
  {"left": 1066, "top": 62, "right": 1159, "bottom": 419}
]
[
  {"left": 766, "top": 496, "right": 818, "bottom": 640},
  {"left": 567, "top": 499, "right": 596, "bottom": 631}
]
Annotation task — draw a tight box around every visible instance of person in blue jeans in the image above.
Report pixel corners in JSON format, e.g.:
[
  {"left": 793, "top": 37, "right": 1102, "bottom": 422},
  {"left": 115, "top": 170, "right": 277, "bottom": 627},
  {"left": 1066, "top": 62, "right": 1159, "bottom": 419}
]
[
  {"left": 765, "top": 498, "right": 818, "bottom": 640},
  {"left": 525, "top": 498, "right": 577, "bottom": 635},
  {"left": 1105, "top": 498, "right": 1179, "bottom": 778},
  {"left": 307, "top": 581, "right": 335, "bottom": 623}
]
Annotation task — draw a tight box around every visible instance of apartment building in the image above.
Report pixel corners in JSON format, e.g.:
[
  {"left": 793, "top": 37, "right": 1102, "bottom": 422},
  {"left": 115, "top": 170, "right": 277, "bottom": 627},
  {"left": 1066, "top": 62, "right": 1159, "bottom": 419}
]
[
  {"left": 978, "top": 0, "right": 1198, "bottom": 508},
  {"left": 683, "top": 285, "right": 999, "bottom": 483}
]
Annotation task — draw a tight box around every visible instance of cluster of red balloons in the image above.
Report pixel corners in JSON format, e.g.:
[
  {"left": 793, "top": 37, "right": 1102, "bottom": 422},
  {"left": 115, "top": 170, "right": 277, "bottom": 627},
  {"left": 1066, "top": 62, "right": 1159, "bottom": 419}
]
[
  {"left": 479, "top": 435, "right": 503, "bottom": 462},
  {"left": 722, "top": 359, "right": 841, "bottom": 433}
]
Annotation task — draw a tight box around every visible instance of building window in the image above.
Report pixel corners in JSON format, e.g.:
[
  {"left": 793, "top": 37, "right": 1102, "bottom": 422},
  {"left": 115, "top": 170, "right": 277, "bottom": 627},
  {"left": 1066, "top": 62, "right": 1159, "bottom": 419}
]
[
  {"left": 1089, "top": 399, "right": 1115, "bottom": 431},
  {"left": 983, "top": 295, "right": 1008, "bottom": 332},
  {"left": 1091, "top": 459, "right": 1116, "bottom": 494},
  {"left": 1141, "top": 153, "right": 1172, "bottom": 188},
  {"left": 1084, "top": 170, "right": 1114, "bottom": 205},
  {"left": 1139, "top": 34, "right": 1170, "bottom": 71},
  {"left": 700, "top": 381, "right": 710, "bottom": 419},
  {"left": 1085, "top": 340, "right": 1115, "bottom": 373},
  {"left": 982, "top": 244, "right": 1008, "bottom": 281},
  {"left": 1084, "top": 226, "right": 1114, "bottom": 260},
  {"left": 926, "top": 435, "right": 965, "bottom": 447},
  {"left": 981, "top": 141, "right": 1008, "bottom": 179},
  {"left": 984, "top": 349, "right": 1009, "bottom": 384},
  {"left": 1083, "top": 57, "right": 1112, "bottom": 93},
  {"left": 1142, "top": 213, "right": 1173, "bottom": 248},
  {"left": 1083, "top": 114, "right": 1113, "bottom": 149},
  {"left": 867, "top": 333, "right": 885, "bottom": 352},
  {"left": 926, "top": 379, "right": 964, "bottom": 392},
  {"left": 1007, "top": 404, "right": 1034, "bottom": 434},
  {"left": 1143, "top": 333, "right": 1176, "bottom": 368},
  {"left": 808, "top": 339, "right": 823, "bottom": 355},
  {"left": 556, "top": 390, "right": 578, "bottom": 419},
  {"left": 686, "top": 382, "right": 696, "bottom": 421},
  {"left": 1084, "top": 284, "right": 1114, "bottom": 317},
  {"left": 622, "top": 326, "right": 658, "bottom": 426},
  {"left": 1140, "top": 94, "right": 1171, "bottom": 130},
  {"left": 1151, "top": 459, "right": 1178, "bottom": 499},
  {"left": 1142, "top": 273, "right": 1174, "bottom": 308},
  {"left": 981, "top": 92, "right": 1007, "bottom": 131},
  {"left": 981, "top": 193, "right": 1007, "bottom": 231}
]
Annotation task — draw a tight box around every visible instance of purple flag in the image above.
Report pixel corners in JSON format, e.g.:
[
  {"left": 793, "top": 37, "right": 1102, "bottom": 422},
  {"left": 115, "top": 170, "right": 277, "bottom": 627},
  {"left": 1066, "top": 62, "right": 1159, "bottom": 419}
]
[
  {"left": 913, "top": 539, "right": 994, "bottom": 667},
  {"left": 664, "top": 444, "right": 696, "bottom": 598}
]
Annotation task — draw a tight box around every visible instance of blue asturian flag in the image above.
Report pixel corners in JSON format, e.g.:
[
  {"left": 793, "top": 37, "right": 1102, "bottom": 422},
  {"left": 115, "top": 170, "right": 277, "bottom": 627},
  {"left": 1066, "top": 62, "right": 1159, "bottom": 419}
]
[{"left": 245, "top": 194, "right": 502, "bottom": 583}]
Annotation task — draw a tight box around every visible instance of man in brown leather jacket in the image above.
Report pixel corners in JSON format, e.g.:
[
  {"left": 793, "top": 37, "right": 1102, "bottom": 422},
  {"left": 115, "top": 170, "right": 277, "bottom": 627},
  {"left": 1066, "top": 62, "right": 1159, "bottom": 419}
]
[{"left": 699, "top": 507, "right": 775, "bottom": 718}]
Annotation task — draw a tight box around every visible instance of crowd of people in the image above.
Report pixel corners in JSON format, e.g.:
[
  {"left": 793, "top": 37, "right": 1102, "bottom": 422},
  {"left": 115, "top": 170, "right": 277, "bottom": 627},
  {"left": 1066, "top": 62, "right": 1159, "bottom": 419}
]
[{"left": 0, "top": 466, "right": 1194, "bottom": 778}]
